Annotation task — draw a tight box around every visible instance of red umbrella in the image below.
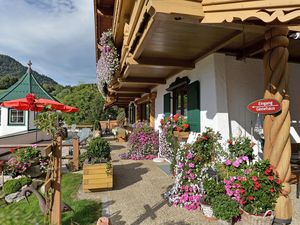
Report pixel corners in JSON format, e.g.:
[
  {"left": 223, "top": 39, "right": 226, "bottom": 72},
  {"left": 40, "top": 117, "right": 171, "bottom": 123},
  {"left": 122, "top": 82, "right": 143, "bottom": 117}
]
[
  {"left": 0, "top": 93, "right": 76, "bottom": 112},
  {"left": 35, "top": 98, "right": 65, "bottom": 111},
  {"left": 61, "top": 105, "right": 79, "bottom": 113}
]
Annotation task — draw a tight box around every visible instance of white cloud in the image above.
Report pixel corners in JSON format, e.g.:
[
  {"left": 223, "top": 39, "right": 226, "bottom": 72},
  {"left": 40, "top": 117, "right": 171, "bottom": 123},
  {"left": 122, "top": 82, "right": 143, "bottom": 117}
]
[{"left": 0, "top": 0, "right": 96, "bottom": 85}]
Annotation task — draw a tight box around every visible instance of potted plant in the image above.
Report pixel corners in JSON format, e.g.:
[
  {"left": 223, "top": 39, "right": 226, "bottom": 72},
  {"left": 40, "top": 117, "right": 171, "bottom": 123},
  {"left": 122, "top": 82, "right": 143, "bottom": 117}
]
[
  {"left": 201, "top": 177, "right": 224, "bottom": 218},
  {"left": 82, "top": 137, "right": 112, "bottom": 192},
  {"left": 192, "top": 128, "right": 223, "bottom": 166},
  {"left": 211, "top": 194, "right": 240, "bottom": 225},
  {"left": 236, "top": 160, "right": 282, "bottom": 225}
]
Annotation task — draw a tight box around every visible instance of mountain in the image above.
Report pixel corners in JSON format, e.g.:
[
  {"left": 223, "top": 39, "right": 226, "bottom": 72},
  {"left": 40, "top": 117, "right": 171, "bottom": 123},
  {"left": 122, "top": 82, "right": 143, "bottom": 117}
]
[{"left": 0, "top": 54, "right": 60, "bottom": 91}]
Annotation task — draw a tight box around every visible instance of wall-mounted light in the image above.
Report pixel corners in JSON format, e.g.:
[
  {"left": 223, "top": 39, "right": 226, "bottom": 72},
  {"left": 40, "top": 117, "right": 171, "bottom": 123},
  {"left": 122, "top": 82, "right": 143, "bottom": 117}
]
[{"left": 289, "top": 32, "right": 300, "bottom": 40}]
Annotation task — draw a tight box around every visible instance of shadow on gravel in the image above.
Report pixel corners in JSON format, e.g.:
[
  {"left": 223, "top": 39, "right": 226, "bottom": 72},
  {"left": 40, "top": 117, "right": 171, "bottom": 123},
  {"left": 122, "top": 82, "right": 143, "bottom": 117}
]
[
  {"left": 113, "top": 163, "right": 148, "bottom": 190},
  {"left": 130, "top": 199, "right": 168, "bottom": 225},
  {"left": 111, "top": 144, "right": 125, "bottom": 151}
]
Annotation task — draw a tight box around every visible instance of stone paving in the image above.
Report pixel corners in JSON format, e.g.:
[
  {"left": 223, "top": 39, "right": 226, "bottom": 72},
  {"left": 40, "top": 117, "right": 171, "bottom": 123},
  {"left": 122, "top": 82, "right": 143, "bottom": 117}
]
[{"left": 77, "top": 140, "right": 300, "bottom": 225}]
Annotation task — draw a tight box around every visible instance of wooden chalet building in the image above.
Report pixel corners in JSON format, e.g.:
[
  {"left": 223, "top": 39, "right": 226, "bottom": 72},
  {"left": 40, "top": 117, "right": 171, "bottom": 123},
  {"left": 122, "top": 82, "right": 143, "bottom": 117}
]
[{"left": 94, "top": 0, "right": 300, "bottom": 222}]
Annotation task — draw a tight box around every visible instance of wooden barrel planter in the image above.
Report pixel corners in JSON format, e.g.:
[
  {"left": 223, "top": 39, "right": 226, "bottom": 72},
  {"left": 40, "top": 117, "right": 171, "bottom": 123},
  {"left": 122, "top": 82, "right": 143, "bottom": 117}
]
[{"left": 83, "top": 163, "right": 113, "bottom": 192}]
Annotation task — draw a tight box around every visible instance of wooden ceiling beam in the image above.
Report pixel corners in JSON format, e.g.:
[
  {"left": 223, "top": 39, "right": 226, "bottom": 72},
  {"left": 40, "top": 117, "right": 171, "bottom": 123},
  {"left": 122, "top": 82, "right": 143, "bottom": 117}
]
[
  {"left": 116, "top": 87, "right": 150, "bottom": 94},
  {"left": 97, "top": 9, "right": 113, "bottom": 19},
  {"left": 116, "top": 93, "right": 142, "bottom": 98},
  {"left": 127, "top": 56, "right": 195, "bottom": 70},
  {"left": 195, "top": 30, "right": 243, "bottom": 63},
  {"left": 120, "top": 77, "right": 166, "bottom": 85},
  {"left": 236, "top": 39, "right": 265, "bottom": 60}
]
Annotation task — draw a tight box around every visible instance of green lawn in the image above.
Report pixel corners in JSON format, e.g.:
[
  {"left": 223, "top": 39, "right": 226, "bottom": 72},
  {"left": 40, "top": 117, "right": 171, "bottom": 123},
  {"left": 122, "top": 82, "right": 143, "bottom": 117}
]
[{"left": 0, "top": 173, "right": 101, "bottom": 225}]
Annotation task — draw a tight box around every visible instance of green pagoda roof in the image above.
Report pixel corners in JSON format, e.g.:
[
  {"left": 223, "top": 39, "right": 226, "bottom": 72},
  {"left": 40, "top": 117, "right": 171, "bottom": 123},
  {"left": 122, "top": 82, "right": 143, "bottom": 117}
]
[{"left": 0, "top": 61, "right": 57, "bottom": 102}]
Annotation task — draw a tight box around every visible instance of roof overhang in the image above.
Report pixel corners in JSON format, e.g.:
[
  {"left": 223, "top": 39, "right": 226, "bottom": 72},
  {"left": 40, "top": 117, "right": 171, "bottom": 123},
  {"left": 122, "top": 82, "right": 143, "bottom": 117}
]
[{"left": 95, "top": 0, "right": 300, "bottom": 106}]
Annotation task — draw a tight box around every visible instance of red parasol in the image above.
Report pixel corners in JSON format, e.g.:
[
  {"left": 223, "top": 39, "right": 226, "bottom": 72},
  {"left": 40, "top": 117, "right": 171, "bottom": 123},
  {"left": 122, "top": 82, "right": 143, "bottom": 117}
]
[
  {"left": 0, "top": 93, "right": 79, "bottom": 113},
  {"left": 61, "top": 105, "right": 80, "bottom": 113}
]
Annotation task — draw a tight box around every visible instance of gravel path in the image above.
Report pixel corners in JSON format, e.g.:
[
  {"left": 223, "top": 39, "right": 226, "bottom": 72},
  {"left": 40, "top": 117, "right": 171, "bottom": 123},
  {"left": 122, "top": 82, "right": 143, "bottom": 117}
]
[{"left": 77, "top": 141, "right": 300, "bottom": 225}]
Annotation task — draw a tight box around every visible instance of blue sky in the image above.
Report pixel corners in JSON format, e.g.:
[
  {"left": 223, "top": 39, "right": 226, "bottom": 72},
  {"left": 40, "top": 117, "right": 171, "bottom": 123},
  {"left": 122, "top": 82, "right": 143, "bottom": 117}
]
[{"left": 0, "top": 0, "right": 96, "bottom": 85}]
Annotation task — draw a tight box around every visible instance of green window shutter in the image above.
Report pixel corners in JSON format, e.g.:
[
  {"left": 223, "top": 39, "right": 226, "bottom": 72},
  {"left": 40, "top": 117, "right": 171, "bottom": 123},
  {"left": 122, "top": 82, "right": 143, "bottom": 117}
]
[
  {"left": 163, "top": 93, "right": 171, "bottom": 116},
  {"left": 187, "top": 81, "right": 200, "bottom": 132}
]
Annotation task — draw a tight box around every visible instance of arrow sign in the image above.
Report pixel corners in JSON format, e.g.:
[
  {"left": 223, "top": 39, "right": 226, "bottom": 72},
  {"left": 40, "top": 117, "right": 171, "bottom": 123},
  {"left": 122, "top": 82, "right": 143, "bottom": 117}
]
[{"left": 247, "top": 99, "right": 281, "bottom": 114}]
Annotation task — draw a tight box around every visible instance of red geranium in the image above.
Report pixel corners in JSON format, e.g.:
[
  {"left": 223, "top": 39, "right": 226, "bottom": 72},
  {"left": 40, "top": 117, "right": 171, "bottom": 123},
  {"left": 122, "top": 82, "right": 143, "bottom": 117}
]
[
  {"left": 268, "top": 176, "right": 274, "bottom": 181},
  {"left": 176, "top": 127, "right": 182, "bottom": 132},
  {"left": 252, "top": 176, "right": 258, "bottom": 182},
  {"left": 202, "top": 136, "right": 208, "bottom": 141},
  {"left": 247, "top": 196, "right": 254, "bottom": 201},
  {"left": 9, "top": 148, "right": 15, "bottom": 153},
  {"left": 270, "top": 188, "right": 275, "bottom": 193},
  {"left": 276, "top": 179, "right": 282, "bottom": 185},
  {"left": 183, "top": 124, "right": 189, "bottom": 129}
]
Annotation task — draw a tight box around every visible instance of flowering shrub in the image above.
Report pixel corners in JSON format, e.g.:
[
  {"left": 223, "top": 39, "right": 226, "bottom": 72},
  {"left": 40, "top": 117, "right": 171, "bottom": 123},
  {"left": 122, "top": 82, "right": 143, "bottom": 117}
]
[
  {"left": 237, "top": 160, "right": 282, "bottom": 215},
  {"left": 227, "top": 136, "right": 255, "bottom": 160},
  {"left": 158, "top": 125, "right": 174, "bottom": 161},
  {"left": 96, "top": 29, "right": 120, "bottom": 96},
  {"left": 160, "top": 114, "right": 189, "bottom": 132},
  {"left": 12, "top": 146, "right": 39, "bottom": 163},
  {"left": 125, "top": 122, "right": 159, "bottom": 160},
  {"left": 192, "top": 127, "right": 223, "bottom": 166},
  {"left": 165, "top": 146, "right": 203, "bottom": 210},
  {"left": 4, "top": 145, "right": 49, "bottom": 177}
]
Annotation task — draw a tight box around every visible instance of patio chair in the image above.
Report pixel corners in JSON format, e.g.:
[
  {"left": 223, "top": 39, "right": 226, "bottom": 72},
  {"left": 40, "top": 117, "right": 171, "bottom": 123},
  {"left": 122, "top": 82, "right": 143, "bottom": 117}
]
[
  {"left": 78, "top": 128, "right": 91, "bottom": 144},
  {"left": 70, "top": 124, "right": 77, "bottom": 132}
]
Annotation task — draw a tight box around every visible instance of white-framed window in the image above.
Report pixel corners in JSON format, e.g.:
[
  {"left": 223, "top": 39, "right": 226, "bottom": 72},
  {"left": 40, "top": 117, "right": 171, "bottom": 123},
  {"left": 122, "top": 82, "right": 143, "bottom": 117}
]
[
  {"left": 0, "top": 108, "right": 1, "bottom": 125},
  {"left": 8, "top": 109, "right": 25, "bottom": 125}
]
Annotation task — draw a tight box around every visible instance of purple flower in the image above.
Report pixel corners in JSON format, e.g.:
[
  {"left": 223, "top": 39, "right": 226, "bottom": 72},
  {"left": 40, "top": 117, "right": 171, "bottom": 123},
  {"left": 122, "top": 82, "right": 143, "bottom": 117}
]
[
  {"left": 189, "top": 163, "right": 195, "bottom": 168},
  {"left": 178, "top": 162, "right": 184, "bottom": 169},
  {"left": 225, "top": 159, "right": 231, "bottom": 166},
  {"left": 233, "top": 160, "right": 240, "bottom": 168},
  {"left": 187, "top": 153, "right": 193, "bottom": 159},
  {"left": 242, "top": 156, "right": 249, "bottom": 161}
]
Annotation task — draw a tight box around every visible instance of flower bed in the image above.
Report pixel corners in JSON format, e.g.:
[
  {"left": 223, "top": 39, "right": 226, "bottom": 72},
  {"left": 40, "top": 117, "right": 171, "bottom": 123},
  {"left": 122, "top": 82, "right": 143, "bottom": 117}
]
[
  {"left": 4, "top": 145, "right": 49, "bottom": 178},
  {"left": 120, "top": 122, "right": 159, "bottom": 160}
]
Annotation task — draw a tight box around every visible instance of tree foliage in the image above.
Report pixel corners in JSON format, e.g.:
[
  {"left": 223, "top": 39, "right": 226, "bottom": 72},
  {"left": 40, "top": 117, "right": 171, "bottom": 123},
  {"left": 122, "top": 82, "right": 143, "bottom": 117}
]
[
  {"left": 0, "top": 54, "right": 59, "bottom": 90},
  {"left": 0, "top": 54, "right": 118, "bottom": 125},
  {"left": 56, "top": 84, "right": 117, "bottom": 125}
]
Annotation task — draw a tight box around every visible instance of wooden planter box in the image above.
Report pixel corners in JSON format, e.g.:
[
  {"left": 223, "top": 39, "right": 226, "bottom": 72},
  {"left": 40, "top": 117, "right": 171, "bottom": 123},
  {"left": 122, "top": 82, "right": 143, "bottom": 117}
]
[{"left": 83, "top": 163, "right": 113, "bottom": 192}]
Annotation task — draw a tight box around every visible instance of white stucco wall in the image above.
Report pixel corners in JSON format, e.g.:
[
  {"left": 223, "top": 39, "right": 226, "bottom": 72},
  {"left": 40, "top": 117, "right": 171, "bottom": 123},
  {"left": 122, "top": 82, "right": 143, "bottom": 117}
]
[
  {"left": 152, "top": 53, "right": 300, "bottom": 156},
  {"left": 153, "top": 54, "right": 230, "bottom": 140},
  {"left": 225, "top": 56, "right": 300, "bottom": 143},
  {"left": 0, "top": 107, "right": 29, "bottom": 137}
]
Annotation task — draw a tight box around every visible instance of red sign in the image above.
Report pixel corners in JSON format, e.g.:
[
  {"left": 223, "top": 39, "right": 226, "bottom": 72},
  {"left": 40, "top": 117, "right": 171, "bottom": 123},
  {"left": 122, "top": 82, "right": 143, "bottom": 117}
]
[{"left": 247, "top": 99, "right": 281, "bottom": 114}]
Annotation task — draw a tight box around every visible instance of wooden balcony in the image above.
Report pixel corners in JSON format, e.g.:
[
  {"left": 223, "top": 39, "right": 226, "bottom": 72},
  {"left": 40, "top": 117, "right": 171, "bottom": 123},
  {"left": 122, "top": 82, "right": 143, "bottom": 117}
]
[{"left": 101, "top": 0, "right": 300, "bottom": 106}]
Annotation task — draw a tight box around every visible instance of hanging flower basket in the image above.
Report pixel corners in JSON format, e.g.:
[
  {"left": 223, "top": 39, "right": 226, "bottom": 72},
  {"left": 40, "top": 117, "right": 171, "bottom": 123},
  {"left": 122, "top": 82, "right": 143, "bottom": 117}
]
[
  {"left": 96, "top": 29, "right": 120, "bottom": 97},
  {"left": 240, "top": 208, "right": 274, "bottom": 225}
]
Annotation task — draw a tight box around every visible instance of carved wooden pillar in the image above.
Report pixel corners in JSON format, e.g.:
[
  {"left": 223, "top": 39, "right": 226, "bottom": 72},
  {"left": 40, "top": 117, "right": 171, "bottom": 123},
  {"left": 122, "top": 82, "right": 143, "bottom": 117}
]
[
  {"left": 263, "top": 27, "right": 292, "bottom": 222},
  {"left": 150, "top": 93, "right": 157, "bottom": 128}
]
